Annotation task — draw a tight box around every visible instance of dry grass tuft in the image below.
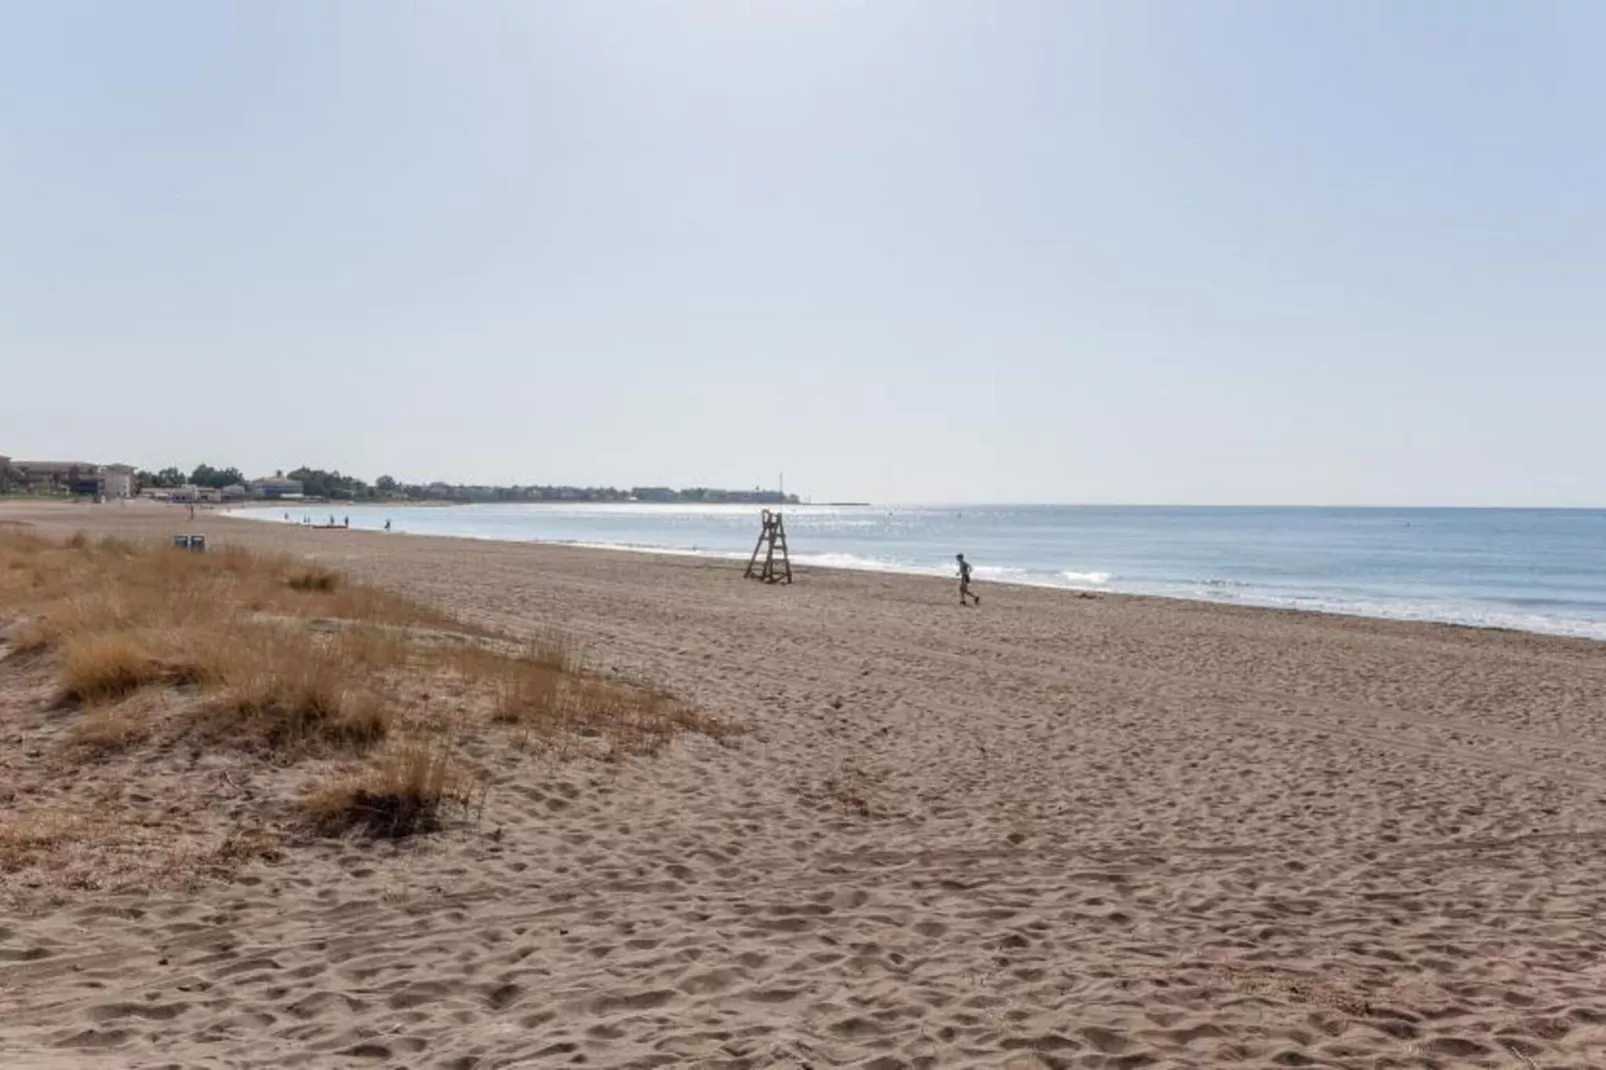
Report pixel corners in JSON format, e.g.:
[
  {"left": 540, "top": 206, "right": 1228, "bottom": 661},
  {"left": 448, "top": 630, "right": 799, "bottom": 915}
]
[
  {"left": 491, "top": 652, "right": 565, "bottom": 724},
  {"left": 95, "top": 536, "right": 137, "bottom": 557},
  {"left": 336, "top": 626, "right": 411, "bottom": 671},
  {"left": 304, "top": 736, "right": 483, "bottom": 839},
  {"left": 58, "top": 632, "right": 167, "bottom": 704},
  {"left": 11, "top": 618, "right": 58, "bottom": 656},
  {"left": 287, "top": 566, "right": 340, "bottom": 592},
  {"left": 528, "top": 629, "right": 584, "bottom": 674},
  {"left": 69, "top": 704, "right": 151, "bottom": 753},
  {"left": 212, "top": 827, "right": 284, "bottom": 866},
  {"left": 202, "top": 633, "right": 390, "bottom": 753},
  {"left": 580, "top": 682, "right": 726, "bottom": 759},
  {"left": 0, "top": 811, "right": 94, "bottom": 872},
  {"left": 477, "top": 641, "right": 723, "bottom": 758}
]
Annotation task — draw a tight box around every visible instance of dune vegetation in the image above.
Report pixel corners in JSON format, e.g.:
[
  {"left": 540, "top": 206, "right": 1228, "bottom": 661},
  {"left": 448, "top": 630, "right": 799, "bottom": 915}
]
[{"left": 0, "top": 529, "right": 721, "bottom": 891}]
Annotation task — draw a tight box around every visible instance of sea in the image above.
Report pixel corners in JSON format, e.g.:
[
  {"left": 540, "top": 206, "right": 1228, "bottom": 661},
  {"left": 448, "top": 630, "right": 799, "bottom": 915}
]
[{"left": 230, "top": 504, "right": 1606, "bottom": 641}]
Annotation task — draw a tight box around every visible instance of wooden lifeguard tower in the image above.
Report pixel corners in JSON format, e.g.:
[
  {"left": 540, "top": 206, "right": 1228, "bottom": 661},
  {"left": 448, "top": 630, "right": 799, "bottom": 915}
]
[{"left": 744, "top": 509, "right": 792, "bottom": 584}]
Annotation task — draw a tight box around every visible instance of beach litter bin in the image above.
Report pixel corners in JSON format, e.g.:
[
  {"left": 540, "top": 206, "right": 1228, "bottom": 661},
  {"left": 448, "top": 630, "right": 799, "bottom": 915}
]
[{"left": 172, "top": 534, "right": 207, "bottom": 552}]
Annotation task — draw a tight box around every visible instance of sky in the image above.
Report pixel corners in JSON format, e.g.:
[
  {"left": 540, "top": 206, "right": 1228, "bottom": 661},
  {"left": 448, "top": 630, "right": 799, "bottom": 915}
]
[{"left": 1, "top": 1, "right": 1602, "bottom": 506}]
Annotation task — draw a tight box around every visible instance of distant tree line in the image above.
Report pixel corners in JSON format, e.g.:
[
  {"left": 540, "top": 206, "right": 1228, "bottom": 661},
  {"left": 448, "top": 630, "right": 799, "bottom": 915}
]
[
  {"left": 288, "top": 468, "right": 372, "bottom": 500},
  {"left": 131, "top": 464, "right": 798, "bottom": 505},
  {"left": 136, "top": 465, "right": 244, "bottom": 490},
  {"left": 365, "top": 481, "right": 798, "bottom": 505}
]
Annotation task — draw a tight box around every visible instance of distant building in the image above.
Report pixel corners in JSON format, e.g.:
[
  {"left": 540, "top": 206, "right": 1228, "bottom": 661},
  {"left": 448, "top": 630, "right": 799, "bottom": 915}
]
[
  {"left": 15, "top": 461, "right": 104, "bottom": 497},
  {"left": 103, "top": 464, "right": 136, "bottom": 499},
  {"left": 249, "top": 476, "right": 304, "bottom": 500},
  {"left": 220, "top": 484, "right": 249, "bottom": 502},
  {"left": 168, "top": 484, "right": 200, "bottom": 503}
]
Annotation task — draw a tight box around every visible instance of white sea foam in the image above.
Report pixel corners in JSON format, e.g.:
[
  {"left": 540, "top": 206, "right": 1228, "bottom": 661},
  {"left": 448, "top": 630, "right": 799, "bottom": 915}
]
[
  {"left": 790, "top": 552, "right": 920, "bottom": 573},
  {"left": 974, "top": 565, "right": 1030, "bottom": 581},
  {"left": 1059, "top": 570, "right": 1112, "bottom": 586}
]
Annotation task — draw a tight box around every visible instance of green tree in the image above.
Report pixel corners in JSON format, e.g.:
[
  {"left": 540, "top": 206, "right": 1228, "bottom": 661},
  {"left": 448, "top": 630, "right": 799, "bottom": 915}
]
[
  {"left": 287, "top": 467, "right": 372, "bottom": 501},
  {"left": 190, "top": 464, "right": 244, "bottom": 489},
  {"left": 142, "top": 465, "right": 187, "bottom": 485}
]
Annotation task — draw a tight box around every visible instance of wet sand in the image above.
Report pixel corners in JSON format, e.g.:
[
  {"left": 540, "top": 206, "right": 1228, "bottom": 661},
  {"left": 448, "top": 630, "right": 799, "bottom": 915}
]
[{"left": 3, "top": 500, "right": 1606, "bottom": 1068}]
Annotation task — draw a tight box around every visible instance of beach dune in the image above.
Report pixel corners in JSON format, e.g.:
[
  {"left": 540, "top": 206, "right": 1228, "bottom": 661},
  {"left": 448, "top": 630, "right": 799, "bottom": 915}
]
[{"left": 3, "top": 501, "right": 1605, "bottom": 1068}]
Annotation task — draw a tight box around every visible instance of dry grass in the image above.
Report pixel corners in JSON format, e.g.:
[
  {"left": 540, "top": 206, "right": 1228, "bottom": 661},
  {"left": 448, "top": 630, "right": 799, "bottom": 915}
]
[
  {"left": 69, "top": 704, "right": 151, "bottom": 753},
  {"left": 0, "top": 530, "right": 724, "bottom": 869},
  {"left": 95, "top": 535, "right": 137, "bottom": 557},
  {"left": 212, "top": 827, "right": 285, "bottom": 866},
  {"left": 196, "top": 630, "right": 391, "bottom": 753},
  {"left": 476, "top": 643, "right": 722, "bottom": 758},
  {"left": 0, "top": 533, "right": 457, "bottom": 750},
  {"left": 58, "top": 632, "right": 167, "bottom": 703},
  {"left": 0, "top": 811, "right": 94, "bottom": 872},
  {"left": 336, "top": 625, "right": 411, "bottom": 671},
  {"left": 3, "top": 536, "right": 460, "bottom": 647},
  {"left": 304, "top": 735, "right": 483, "bottom": 839},
  {"left": 491, "top": 648, "right": 566, "bottom": 724},
  {"left": 527, "top": 628, "right": 584, "bottom": 674},
  {"left": 287, "top": 565, "right": 340, "bottom": 592}
]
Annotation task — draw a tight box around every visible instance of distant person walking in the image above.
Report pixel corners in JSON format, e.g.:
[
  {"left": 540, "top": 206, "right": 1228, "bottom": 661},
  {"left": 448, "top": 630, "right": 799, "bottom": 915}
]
[{"left": 956, "top": 553, "right": 980, "bottom": 607}]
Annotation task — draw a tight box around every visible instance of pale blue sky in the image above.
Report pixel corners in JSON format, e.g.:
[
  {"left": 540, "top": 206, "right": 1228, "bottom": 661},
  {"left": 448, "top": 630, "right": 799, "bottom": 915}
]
[{"left": 2, "top": 1, "right": 1601, "bottom": 505}]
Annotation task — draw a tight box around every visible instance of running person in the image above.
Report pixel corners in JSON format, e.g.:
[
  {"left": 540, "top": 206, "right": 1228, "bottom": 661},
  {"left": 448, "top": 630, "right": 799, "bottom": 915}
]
[{"left": 956, "top": 553, "right": 980, "bottom": 606}]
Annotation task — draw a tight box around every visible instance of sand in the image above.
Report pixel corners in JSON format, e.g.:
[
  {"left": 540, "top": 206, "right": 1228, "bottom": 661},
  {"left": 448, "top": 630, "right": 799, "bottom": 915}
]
[{"left": 3, "top": 500, "right": 1606, "bottom": 1069}]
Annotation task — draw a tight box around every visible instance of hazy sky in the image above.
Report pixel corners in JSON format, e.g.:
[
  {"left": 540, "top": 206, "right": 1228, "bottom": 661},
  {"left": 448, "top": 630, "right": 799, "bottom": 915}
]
[{"left": 2, "top": 2, "right": 1601, "bottom": 505}]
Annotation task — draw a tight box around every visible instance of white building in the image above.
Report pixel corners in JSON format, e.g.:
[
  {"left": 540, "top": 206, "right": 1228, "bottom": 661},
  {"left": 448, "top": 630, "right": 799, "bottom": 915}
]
[{"left": 103, "top": 465, "right": 135, "bottom": 499}]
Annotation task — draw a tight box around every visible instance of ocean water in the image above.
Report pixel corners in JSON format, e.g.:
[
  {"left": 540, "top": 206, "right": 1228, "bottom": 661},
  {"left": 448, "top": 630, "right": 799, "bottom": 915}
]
[{"left": 233, "top": 504, "right": 1606, "bottom": 641}]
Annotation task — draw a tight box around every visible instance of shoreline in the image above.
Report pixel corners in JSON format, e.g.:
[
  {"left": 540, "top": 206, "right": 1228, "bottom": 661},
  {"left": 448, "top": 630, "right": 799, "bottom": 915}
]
[
  {"left": 10, "top": 498, "right": 1600, "bottom": 666},
  {"left": 5, "top": 498, "right": 1601, "bottom": 651},
  {"left": 218, "top": 502, "right": 1606, "bottom": 645}
]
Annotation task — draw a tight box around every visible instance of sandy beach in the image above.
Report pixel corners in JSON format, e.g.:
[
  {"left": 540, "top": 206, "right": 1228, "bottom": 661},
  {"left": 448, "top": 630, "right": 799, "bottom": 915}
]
[{"left": 3, "top": 499, "right": 1606, "bottom": 1069}]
